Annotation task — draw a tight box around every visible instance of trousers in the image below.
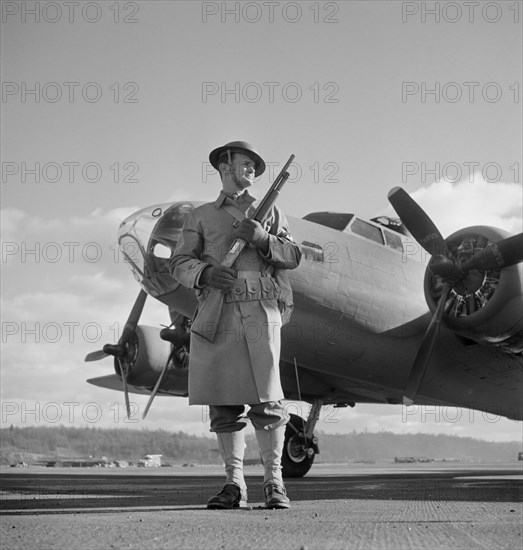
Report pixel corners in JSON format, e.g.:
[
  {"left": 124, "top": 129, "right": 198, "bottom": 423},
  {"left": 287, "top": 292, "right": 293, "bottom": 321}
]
[{"left": 209, "top": 401, "right": 288, "bottom": 432}]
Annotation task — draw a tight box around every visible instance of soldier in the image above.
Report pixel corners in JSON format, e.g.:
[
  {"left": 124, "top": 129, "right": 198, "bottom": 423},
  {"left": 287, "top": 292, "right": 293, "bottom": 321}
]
[{"left": 170, "top": 141, "right": 302, "bottom": 509}]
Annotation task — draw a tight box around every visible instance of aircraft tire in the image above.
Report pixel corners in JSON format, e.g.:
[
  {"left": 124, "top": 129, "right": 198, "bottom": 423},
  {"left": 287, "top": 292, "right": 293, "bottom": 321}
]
[{"left": 282, "top": 413, "right": 315, "bottom": 478}]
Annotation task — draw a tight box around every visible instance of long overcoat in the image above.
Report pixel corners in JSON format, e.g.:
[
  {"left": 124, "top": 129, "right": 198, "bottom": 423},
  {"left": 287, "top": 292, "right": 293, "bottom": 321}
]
[{"left": 170, "top": 190, "right": 302, "bottom": 405}]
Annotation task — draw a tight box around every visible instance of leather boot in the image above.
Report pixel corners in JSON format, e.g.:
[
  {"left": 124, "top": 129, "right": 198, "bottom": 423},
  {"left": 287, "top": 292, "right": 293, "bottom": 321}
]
[
  {"left": 207, "top": 431, "right": 248, "bottom": 509},
  {"left": 255, "top": 426, "right": 290, "bottom": 509}
]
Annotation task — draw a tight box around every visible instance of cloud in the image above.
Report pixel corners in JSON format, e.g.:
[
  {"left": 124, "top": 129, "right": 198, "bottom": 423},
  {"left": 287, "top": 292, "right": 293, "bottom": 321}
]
[
  {"left": 379, "top": 175, "right": 522, "bottom": 237},
  {"left": 1, "top": 206, "right": 139, "bottom": 255},
  {"left": 0, "top": 208, "right": 28, "bottom": 241}
]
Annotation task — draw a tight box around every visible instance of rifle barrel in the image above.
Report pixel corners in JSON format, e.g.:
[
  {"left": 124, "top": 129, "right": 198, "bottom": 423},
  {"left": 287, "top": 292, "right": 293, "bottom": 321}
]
[{"left": 254, "top": 154, "right": 294, "bottom": 221}]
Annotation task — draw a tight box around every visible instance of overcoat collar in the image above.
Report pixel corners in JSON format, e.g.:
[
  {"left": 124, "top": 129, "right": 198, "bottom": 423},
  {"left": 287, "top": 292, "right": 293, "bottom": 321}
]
[{"left": 214, "top": 190, "right": 256, "bottom": 209}]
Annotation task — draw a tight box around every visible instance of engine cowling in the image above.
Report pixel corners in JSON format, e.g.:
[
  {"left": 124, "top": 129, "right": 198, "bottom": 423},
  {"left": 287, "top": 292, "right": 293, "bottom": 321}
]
[
  {"left": 114, "top": 325, "right": 185, "bottom": 390},
  {"left": 424, "top": 226, "right": 523, "bottom": 353}
]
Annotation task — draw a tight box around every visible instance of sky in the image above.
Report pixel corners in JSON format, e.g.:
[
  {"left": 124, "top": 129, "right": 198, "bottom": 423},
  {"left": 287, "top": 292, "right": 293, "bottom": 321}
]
[{"left": 1, "top": 1, "right": 522, "bottom": 443}]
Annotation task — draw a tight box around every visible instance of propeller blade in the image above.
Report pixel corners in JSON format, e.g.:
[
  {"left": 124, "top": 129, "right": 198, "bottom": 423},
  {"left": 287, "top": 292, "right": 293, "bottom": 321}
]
[
  {"left": 85, "top": 349, "right": 110, "bottom": 362},
  {"left": 117, "top": 357, "right": 132, "bottom": 419},
  {"left": 461, "top": 233, "right": 523, "bottom": 272},
  {"left": 388, "top": 187, "right": 449, "bottom": 257},
  {"left": 116, "top": 290, "right": 147, "bottom": 418},
  {"left": 142, "top": 351, "right": 173, "bottom": 420},
  {"left": 85, "top": 290, "right": 147, "bottom": 418},
  {"left": 404, "top": 282, "right": 451, "bottom": 404},
  {"left": 119, "top": 289, "right": 147, "bottom": 345}
]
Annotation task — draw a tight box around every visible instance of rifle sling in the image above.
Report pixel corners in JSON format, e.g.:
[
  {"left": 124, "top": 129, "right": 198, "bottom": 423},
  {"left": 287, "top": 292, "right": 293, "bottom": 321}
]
[{"left": 222, "top": 203, "right": 246, "bottom": 227}]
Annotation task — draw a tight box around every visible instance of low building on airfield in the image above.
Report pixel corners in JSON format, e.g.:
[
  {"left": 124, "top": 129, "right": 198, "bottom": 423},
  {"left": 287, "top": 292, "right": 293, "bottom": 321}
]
[{"left": 137, "top": 454, "right": 162, "bottom": 467}]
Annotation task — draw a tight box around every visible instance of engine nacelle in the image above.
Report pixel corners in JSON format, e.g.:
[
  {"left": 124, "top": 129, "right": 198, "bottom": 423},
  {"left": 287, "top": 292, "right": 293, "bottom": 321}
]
[
  {"left": 114, "top": 325, "right": 174, "bottom": 389},
  {"left": 424, "top": 226, "right": 523, "bottom": 353}
]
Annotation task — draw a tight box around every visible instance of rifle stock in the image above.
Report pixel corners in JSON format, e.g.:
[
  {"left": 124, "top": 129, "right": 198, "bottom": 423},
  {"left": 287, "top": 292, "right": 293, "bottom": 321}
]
[{"left": 191, "top": 154, "right": 295, "bottom": 342}]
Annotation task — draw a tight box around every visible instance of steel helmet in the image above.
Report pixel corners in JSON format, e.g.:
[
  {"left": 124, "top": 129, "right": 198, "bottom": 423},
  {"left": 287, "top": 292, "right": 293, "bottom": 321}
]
[{"left": 209, "top": 141, "right": 266, "bottom": 177}]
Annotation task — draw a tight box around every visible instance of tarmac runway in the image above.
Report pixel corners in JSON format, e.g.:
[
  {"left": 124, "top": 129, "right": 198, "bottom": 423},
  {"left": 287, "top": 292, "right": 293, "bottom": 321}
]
[{"left": 1, "top": 462, "right": 522, "bottom": 550}]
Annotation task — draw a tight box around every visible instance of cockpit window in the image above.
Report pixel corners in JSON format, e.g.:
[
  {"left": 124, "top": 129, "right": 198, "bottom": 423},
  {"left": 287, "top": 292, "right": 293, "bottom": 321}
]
[
  {"left": 347, "top": 218, "right": 384, "bottom": 245},
  {"left": 383, "top": 229, "right": 404, "bottom": 252},
  {"left": 303, "top": 212, "right": 354, "bottom": 230},
  {"left": 370, "top": 216, "right": 409, "bottom": 236},
  {"left": 302, "top": 211, "right": 405, "bottom": 253},
  {"left": 151, "top": 203, "right": 194, "bottom": 249}
]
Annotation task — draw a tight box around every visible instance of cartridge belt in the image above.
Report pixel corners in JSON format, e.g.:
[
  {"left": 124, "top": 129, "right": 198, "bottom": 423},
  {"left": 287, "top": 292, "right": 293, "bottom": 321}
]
[{"left": 225, "top": 271, "right": 280, "bottom": 303}]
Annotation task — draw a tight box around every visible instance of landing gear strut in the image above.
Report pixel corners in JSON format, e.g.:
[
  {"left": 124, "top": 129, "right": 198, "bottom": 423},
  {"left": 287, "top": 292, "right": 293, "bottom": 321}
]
[{"left": 282, "top": 400, "right": 322, "bottom": 478}]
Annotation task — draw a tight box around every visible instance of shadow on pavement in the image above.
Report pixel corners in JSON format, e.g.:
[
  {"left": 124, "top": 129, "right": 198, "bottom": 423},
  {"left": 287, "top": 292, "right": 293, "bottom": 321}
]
[{"left": 1, "top": 469, "right": 522, "bottom": 514}]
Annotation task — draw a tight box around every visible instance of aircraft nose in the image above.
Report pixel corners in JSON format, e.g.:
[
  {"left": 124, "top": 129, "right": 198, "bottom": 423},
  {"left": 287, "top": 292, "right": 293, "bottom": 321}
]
[{"left": 117, "top": 202, "right": 200, "bottom": 313}]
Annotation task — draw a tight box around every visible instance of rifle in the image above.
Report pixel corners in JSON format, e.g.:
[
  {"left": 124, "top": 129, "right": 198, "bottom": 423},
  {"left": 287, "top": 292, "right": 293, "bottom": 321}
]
[{"left": 191, "top": 154, "right": 295, "bottom": 342}]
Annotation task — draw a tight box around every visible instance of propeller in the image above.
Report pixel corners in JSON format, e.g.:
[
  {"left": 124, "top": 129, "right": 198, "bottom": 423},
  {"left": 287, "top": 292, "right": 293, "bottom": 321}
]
[
  {"left": 84, "top": 289, "right": 148, "bottom": 418},
  {"left": 388, "top": 187, "right": 449, "bottom": 257},
  {"left": 388, "top": 187, "right": 523, "bottom": 403},
  {"left": 85, "top": 348, "right": 111, "bottom": 362},
  {"left": 142, "top": 327, "right": 189, "bottom": 419},
  {"left": 403, "top": 281, "right": 451, "bottom": 404},
  {"left": 141, "top": 350, "right": 173, "bottom": 420}
]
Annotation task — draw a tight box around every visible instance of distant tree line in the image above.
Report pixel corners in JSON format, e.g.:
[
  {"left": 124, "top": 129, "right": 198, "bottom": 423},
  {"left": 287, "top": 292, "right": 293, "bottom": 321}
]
[
  {"left": 1, "top": 425, "right": 219, "bottom": 465},
  {"left": 1, "top": 425, "right": 520, "bottom": 465},
  {"left": 314, "top": 430, "right": 520, "bottom": 463}
]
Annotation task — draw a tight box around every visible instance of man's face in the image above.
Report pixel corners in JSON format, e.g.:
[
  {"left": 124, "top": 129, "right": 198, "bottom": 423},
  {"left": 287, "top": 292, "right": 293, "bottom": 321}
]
[{"left": 229, "top": 152, "right": 256, "bottom": 190}]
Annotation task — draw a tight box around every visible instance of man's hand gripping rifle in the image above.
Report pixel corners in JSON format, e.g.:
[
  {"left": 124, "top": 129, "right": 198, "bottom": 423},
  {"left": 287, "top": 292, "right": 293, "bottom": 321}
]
[{"left": 191, "top": 154, "right": 295, "bottom": 342}]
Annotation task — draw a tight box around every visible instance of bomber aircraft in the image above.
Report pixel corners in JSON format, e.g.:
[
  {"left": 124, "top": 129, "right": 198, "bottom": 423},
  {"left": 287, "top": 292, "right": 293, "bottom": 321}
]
[{"left": 85, "top": 186, "right": 523, "bottom": 477}]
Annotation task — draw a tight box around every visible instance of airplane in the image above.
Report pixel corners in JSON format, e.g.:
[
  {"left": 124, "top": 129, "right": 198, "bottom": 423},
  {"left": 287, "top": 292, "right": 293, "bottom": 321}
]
[{"left": 85, "top": 186, "right": 523, "bottom": 477}]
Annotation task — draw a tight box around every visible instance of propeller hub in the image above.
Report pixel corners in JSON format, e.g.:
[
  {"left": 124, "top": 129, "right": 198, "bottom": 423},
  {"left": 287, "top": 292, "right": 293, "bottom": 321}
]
[
  {"left": 426, "top": 231, "right": 503, "bottom": 320},
  {"left": 102, "top": 344, "right": 122, "bottom": 357},
  {"left": 429, "top": 255, "right": 463, "bottom": 281}
]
